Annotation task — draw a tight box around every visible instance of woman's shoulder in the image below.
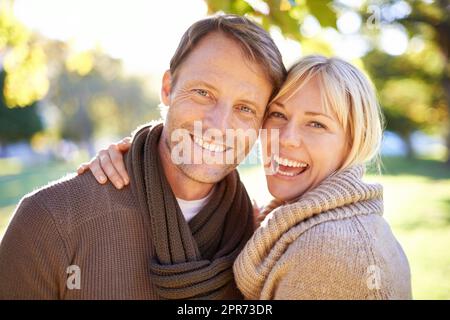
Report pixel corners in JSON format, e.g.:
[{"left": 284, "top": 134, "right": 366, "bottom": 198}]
[
  {"left": 285, "top": 214, "right": 378, "bottom": 259},
  {"left": 284, "top": 212, "right": 397, "bottom": 262}
]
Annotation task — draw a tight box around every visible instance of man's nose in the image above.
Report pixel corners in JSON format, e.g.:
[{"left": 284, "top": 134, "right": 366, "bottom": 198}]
[
  {"left": 205, "top": 100, "right": 234, "bottom": 132},
  {"left": 279, "top": 122, "right": 302, "bottom": 149}
]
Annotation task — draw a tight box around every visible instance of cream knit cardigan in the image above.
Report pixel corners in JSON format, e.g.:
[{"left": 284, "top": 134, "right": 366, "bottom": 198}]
[{"left": 233, "top": 165, "right": 412, "bottom": 300}]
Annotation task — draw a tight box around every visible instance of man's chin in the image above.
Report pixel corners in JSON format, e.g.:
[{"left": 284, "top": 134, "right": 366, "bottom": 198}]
[{"left": 178, "top": 163, "right": 236, "bottom": 184}]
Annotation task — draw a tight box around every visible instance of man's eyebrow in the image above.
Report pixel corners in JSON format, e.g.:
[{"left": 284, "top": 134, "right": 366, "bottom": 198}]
[
  {"left": 239, "top": 98, "right": 261, "bottom": 108},
  {"left": 185, "top": 80, "right": 218, "bottom": 91}
]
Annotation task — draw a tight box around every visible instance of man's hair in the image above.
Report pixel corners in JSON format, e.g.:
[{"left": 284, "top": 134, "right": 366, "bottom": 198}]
[{"left": 169, "top": 14, "right": 287, "bottom": 99}]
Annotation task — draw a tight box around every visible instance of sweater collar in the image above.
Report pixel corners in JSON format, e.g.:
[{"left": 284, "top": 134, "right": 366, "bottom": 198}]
[{"left": 233, "top": 165, "right": 383, "bottom": 299}]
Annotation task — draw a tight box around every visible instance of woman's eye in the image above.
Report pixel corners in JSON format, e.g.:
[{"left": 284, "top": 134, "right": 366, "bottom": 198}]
[
  {"left": 309, "top": 121, "right": 326, "bottom": 129},
  {"left": 269, "top": 111, "right": 286, "bottom": 119},
  {"left": 192, "top": 89, "right": 209, "bottom": 97}
]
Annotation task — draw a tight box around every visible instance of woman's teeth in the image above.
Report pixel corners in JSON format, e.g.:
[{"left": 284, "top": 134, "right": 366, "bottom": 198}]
[
  {"left": 276, "top": 170, "right": 298, "bottom": 177},
  {"left": 193, "top": 136, "right": 227, "bottom": 153},
  {"left": 274, "top": 154, "right": 308, "bottom": 168},
  {"left": 273, "top": 154, "right": 309, "bottom": 177}
]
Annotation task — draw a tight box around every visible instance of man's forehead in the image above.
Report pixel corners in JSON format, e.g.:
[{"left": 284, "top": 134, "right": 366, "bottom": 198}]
[
  {"left": 184, "top": 70, "right": 265, "bottom": 96},
  {"left": 180, "top": 33, "right": 266, "bottom": 78}
]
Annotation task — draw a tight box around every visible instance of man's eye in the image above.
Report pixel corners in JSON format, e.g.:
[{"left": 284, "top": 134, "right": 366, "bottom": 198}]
[
  {"left": 238, "top": 105, "right": 255, "bottom": 114},
  {"left": 269, "top": 111, "right": 286, "bottom": 119},
  {"left": 309, "top": 121, "right": 326, "bottom": 129},
  {"left": 192, "top": 89, "right": 209, "bottom": 97}
]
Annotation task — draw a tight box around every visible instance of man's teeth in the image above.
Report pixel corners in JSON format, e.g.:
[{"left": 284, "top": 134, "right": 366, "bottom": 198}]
[
  {"left": 274, "top": 154, "right": 308, "bottom": 168},
  {"left": 193, "top": 136, "right": 226, "bottom": 152}
]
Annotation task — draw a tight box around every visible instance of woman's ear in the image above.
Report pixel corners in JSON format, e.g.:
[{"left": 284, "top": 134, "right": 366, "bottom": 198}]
[{"left": 161, "top": 70, "right": 172, "bottom": 106}]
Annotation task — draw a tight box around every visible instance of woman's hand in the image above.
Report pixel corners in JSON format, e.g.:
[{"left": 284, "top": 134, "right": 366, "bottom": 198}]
[{"left": 77, "top": 137, "right": 132, "bottom": 189}]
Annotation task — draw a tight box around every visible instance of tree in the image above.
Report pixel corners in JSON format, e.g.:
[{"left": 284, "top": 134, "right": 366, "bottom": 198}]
[
  {"left": 0, "top": 70, "right": 42, "bottom": 145},
  {"left": 360, "top": 0, "right": 449, "bottom": 162},
  {"left": 45, "top": 44, "right": 160, "bottom": 156},
  {"left": 0, "top": 6, "right": 160, "bottom": 155},
  {"left": 204, "top": 0, "right": 450, "bottom": 163},
  {"left": 206, "top": 0, "right": 337, "bottom": 40},
  {"left": 362, "top": 46, "right": 446, "bottom": 158},
  {"left": 0, "top": 0, "right": 49, "bottom": 108}
]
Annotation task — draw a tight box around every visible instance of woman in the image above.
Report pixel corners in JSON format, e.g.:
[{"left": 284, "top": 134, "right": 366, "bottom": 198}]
[{"left": 78, "top": 55, "right": 412, "bottom": 299}]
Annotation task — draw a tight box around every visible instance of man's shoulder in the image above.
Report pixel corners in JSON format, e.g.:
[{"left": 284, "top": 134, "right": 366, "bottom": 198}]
[{"left": 19, "top": 171, "right": 137, "bottom": 235}]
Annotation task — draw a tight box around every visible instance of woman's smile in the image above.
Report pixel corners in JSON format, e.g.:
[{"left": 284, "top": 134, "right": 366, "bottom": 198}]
[{"left": 266, "top": 153, "right": 310, "bottom": 179}]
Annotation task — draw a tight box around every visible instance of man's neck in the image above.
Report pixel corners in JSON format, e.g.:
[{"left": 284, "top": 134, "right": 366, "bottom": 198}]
[{"left": 157, "top": 131, "right": 215, "bottom": 201}]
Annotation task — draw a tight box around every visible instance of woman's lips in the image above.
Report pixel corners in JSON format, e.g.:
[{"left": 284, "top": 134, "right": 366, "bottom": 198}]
[
  {"left": 276, "top": 163, "right": 308, "bottom": 176},
  {"left": 266, "top": 154, "right": 309, "bottom": 178}
]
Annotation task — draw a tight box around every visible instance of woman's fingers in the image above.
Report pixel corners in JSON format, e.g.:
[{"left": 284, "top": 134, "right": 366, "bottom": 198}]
[
  {"left": 76, "top": 137, "right": 131, "bottom": 189},
  {"left": 118, "top": 137, "right": 132, "bottom": 152},
  {"left": 77, "top": 163, "right": 89, "bottom": 174},
  {"left": 98, "top": 150, "right": 125, "bottom": 189},
  {"left": 89, "top": 157, "right": 108, "bottom": 184},
  {"left": 107, "top": 144, "right": 130, "bottom": 185}
]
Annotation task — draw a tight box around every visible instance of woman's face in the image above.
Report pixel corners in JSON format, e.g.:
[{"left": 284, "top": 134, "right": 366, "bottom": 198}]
[{"left": 262, "top": 76, "right": 350, "bottom": 202}]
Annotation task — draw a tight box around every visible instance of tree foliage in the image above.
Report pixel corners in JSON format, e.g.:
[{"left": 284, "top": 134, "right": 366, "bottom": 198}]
[
  {"left": 0, "top": 71, "right": 42, "bottom": 144},
  {"left": 205, "top": 0, "right": 450, "bottom": 161},
  {"left": 0, "top": 1, "right": 49, "bottom": 108}
]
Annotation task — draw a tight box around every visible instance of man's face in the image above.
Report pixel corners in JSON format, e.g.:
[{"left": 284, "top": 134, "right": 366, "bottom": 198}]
[{"left": 160, "top": 32, "right": 273, "bottom": 184}]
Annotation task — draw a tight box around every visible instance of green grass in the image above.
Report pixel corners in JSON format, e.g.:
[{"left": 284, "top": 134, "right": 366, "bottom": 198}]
[
  {"left": 0, "top": 156, "right": 449, "bottom": 299},
  {"left": 0, "top": 157, "right": 82, "bottom": 239},
  {"left": 396, "top": 228, "right": 450, "bottom": 299},
  {"left": 0, "top": 159, "right": 80, "bottom": 207}
]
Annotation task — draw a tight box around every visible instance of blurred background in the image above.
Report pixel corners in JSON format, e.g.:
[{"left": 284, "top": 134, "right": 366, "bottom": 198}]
[{"left": 0, "top": 0, "right": 449, "bottom": 299}]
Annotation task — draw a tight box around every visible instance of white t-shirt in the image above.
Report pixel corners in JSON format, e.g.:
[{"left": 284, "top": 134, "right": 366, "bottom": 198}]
[{"left": 176, "top": 186, "right": 216, "bottom": 222}]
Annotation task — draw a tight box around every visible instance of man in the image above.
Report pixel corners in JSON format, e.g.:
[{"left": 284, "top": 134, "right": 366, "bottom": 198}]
[{"left": 0, "top": 15, "right": 286, "bottom": 299}]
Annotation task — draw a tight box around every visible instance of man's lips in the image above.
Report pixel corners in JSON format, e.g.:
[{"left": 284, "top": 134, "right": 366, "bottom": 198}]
[{"left": 190, "top": 134, "right": 232, "bottom": 153}]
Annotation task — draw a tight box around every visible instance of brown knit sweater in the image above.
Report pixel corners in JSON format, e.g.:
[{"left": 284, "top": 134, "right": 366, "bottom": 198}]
[
  {"left": 233, "top": 165, "right": 412, "bottom": 300},
  {"left": 0, "top": 126, "right": 249, "bottom": 300},
  {"left": 0, "top": 171, "right": 155, "bottom": 299}
]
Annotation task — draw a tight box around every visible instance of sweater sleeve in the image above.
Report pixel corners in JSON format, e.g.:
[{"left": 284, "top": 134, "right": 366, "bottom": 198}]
[
  {"left": 272, "top": 222, "right": 379, "bottom": 300},
  {"left": 0, "top": 195, "right": 69, "bottom": 299}
]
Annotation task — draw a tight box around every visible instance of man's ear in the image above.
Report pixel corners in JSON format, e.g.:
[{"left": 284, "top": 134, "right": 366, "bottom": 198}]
[{"left": 161, "top": 70, "right": 172, "bottom": 106}]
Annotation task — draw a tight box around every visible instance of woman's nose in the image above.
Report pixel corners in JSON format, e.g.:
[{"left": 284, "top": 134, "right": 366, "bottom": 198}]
[{"left": 279, "top": 123, "right": 302, "bottom": 149}]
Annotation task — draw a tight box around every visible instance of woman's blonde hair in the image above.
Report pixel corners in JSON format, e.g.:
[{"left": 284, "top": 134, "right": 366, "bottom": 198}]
[{"left": 270, "top": 55, "right": 384, "bottom": 172}]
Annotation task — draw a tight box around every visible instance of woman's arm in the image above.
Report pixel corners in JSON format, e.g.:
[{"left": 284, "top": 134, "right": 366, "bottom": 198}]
[{"left": 77, "top": 137, "right": 132, "bottom": 189}]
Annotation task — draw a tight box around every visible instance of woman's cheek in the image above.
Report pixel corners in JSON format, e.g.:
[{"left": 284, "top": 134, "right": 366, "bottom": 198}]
[{"left": 311, "top": 134, "right": 345, "bottom": 172}]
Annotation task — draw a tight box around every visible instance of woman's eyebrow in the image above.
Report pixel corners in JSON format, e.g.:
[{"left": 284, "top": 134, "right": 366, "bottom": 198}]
[
  {"left": 272, "top": 103, "right": 334, "bottom": 121},
  {"left": 304, "top": 111, "right": 334, "bottom": 121},
  {"left": 271, "top": 102, "right": 285, "bottom": 108}
]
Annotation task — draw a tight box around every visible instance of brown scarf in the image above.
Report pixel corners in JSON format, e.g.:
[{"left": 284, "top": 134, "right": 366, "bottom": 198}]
[{"left": 126, "top": 123, "right": 254, "bottom": 299}]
